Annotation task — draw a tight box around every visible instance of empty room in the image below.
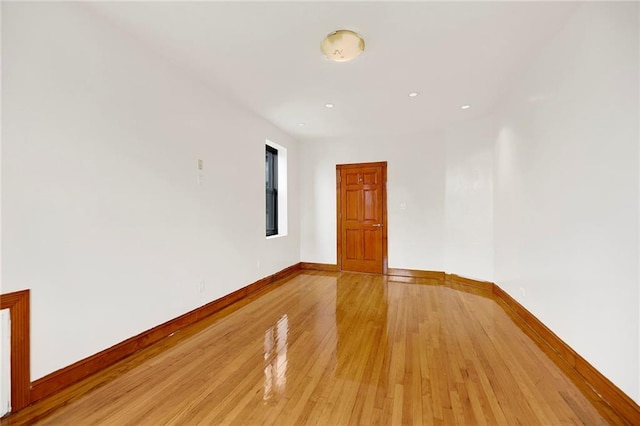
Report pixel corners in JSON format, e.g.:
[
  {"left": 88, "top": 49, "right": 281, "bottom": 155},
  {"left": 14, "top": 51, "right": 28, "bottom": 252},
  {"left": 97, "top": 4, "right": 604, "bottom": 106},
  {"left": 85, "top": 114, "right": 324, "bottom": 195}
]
[{"left": 1, "top": 1, "right": 639, "bottom": 424}]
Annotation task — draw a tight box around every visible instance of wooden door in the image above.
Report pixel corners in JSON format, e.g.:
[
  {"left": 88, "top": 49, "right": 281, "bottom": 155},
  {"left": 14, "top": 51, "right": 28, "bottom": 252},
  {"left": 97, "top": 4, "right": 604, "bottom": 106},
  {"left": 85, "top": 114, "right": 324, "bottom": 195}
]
[{"left": 337, "top": 162, "right": 387, "bottom": 274}]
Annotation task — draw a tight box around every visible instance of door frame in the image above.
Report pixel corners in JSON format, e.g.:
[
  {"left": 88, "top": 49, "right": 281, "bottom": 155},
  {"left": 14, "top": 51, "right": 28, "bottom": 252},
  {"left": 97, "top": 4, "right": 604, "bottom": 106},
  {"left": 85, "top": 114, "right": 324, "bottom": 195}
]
[{"left": 336, "top": 161, "right": 388, "bottom": 274}]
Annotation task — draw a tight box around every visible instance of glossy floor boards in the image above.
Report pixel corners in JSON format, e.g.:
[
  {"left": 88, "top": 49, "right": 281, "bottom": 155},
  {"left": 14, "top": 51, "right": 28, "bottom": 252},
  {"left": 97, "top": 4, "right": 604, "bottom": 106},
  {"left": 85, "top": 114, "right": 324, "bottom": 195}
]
[{"left": 5, "top": 271, "right": 623, "bottom": 424}]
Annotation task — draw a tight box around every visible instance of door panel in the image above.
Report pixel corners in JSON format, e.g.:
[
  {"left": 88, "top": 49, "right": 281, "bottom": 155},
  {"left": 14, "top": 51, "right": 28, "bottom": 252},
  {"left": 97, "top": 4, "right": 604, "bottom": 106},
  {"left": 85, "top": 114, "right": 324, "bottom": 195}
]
[
  {"left": 345, "top": 229, "right": 360, "bottom": 260},
  {"left": 362, "top": 229, "right": 378, "bottom": 261},
  {"left": 363, "top": 189, "right": 377, "bottom": 222},
  {"left": 338, "top": 162, "right": 387, "bottom": 274},
  {"left": 362, "top": 171, "right": 378, "bottom": 185},
  {"left": 345, "top": 190, "right": 360, "bottom": 221},
  {"left": 345, "top": 172, "right": 360, "bottom": 185}
]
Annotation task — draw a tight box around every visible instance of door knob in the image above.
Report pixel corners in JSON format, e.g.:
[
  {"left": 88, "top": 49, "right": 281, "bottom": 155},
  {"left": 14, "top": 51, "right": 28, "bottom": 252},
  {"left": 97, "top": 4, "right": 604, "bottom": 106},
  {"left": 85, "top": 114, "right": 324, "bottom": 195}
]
[{"left": 372, "top": 224, "right": 383, "bottom": 227}]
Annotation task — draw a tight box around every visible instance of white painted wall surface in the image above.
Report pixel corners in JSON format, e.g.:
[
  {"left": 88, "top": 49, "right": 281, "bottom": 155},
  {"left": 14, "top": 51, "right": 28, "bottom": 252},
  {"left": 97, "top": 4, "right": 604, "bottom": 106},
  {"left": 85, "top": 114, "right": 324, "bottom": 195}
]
[
  {"left": 444, "top": 118, "right": 494, "bottom": 281},
  {"left": 638, "top": 1, "right": 640, "bottom": 406},
  {"left": 299, "top": 1, "right": 639, "bottom": 403},
  {"left": 0, "top": 2, "right": 7, "bottom": 416},
  {"left": 298, "top": 123, "right": 495, "bottom": 278},
  {"left": 493, "top": 2, "right": 639, "bottom": 401},
  {"left": 299, "top": 130, "right": 446, "bottom": 271},
  {"left": 0, "top": 311, "right": 9, "bottom": 416},
  {"left": 2, "top": 3, "right": 299, "bottom": 381},
  {"left": 3, "top": 0, "right": 639, "bottom": 407}
]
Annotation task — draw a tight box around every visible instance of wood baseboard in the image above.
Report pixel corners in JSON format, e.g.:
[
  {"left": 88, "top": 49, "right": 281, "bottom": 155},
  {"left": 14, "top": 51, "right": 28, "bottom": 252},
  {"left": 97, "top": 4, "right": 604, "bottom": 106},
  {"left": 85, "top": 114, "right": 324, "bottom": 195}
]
[
  {"left": 437, "top": 273, "right": 639, "bottom": 425},
  {"left": 445, "top": 273, "right": 493, "bottom": 290},
  {"left": 444, "top": 273, "right": 494, "bottom": 298},
  {"left": 300, "top": 262, "right": 340, "bottom": 272},
  {"left": 13, "top": 264, "right": 640, "bottom": 424},
  {"left": 492, "top": 284, "right": 640, "bottom": 425},
  {"left": 29, "top": 263, "right": 302, "bottom": 405},
  {"left": 300, "top": 264, "right": 447, "bottom": 282},
  {"left": 0, "top": 290, "right": 31, "bottom": 411},
  {"left": 387, "top": 268, "right": 445, "bottom": 281}
]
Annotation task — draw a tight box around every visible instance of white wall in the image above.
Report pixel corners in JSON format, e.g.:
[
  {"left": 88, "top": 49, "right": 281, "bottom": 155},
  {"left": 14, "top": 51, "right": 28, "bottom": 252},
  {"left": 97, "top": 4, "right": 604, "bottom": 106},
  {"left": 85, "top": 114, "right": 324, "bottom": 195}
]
[
  {"left": 444, "top": 117, "right": 494, "bottom": 281},
  {"left": 299, "top": 1, "right": 639, "bottom": 403},
  {"left": 0, "top": 1, "right": 7, "bottom": 416},
  {"left": 299, "top": 130, "right": 446, "bottom": 271},
  {"left": 493, "top": 2, "right": 639, "bottom": 401},
  {"left": 637, "top": 0, "right": 640, "bottom": 405},
  {"left": 298, "top": 123, "right": 495, "bottom": 279},
  {"left": 2, "top": 2, "right": 299, "bottom": 381},
  {"left": 2, "top": 0, "right": 638, "bottom": 407}
]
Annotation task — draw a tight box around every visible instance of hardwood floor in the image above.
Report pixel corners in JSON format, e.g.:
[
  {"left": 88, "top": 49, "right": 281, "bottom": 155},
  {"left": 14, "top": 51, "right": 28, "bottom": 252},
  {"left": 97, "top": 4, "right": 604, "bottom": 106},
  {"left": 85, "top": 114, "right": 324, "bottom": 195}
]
[{"left": 4, "top": 271, "right": 626, "bottom": 425}]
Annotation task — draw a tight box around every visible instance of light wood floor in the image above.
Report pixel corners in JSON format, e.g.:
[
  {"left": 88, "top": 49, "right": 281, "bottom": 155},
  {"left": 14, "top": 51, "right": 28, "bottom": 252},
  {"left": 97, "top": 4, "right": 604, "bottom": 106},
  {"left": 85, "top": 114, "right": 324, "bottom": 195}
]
[{"left": 5, "top": 271, "right": 624, "bottom": 424}]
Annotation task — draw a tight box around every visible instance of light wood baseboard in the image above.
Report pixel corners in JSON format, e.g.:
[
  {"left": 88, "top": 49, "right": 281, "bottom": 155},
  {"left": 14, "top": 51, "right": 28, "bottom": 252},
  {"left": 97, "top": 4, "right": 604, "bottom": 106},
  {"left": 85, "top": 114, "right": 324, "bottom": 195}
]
[{"left": 29, "top": 263, "right": 302, "bottom": 405}]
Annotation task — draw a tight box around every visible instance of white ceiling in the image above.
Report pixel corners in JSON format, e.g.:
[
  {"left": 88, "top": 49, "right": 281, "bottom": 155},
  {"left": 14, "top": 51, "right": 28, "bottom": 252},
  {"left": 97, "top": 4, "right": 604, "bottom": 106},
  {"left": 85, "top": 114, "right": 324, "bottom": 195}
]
[{"left": 86, "top": 1, "right": 579, "bottom": 141}]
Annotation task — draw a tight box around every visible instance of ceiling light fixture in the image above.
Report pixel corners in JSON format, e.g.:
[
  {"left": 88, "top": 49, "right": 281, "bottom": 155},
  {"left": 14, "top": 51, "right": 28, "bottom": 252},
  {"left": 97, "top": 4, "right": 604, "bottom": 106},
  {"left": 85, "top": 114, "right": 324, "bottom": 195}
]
[
  {"left": 461, "top": 105, "right": 471, "bottom": 110},
  {"left": 297, "top": 123, "right": 305, "bottom": 127},
  {"left": 321, "top": 30, "right": 365, "bottom": 62},
  {"left": 325, "top": 103, "right": 335, "bottom": 109},
  {"left": 408, "top": 92, "right": 419, "bottom": 98}
]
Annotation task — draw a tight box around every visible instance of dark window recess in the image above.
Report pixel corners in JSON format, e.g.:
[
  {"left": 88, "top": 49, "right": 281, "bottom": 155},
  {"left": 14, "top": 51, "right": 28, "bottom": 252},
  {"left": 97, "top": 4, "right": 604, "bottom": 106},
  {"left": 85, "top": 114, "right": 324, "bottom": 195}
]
[{"left": 266, "top": 145, "right": 278, "bottom": 236}]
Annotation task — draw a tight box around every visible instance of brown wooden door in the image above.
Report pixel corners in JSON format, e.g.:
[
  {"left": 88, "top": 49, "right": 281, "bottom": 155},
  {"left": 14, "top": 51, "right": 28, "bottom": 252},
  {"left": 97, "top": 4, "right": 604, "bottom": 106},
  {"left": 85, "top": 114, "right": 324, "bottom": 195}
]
[{"left": 337, "top": 162, "right": 387, "bottom": 274}]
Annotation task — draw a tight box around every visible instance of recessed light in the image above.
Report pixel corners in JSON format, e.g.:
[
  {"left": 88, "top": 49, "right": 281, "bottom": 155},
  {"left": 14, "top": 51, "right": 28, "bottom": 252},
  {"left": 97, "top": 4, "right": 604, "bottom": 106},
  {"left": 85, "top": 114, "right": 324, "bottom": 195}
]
[
  {"left": 297, "top": 123, "right": 305, "bottom": 127},
  {"left": 325, "top": 103, "right": 334, "bottom": 109},
  {"left": 408, "top": 92, "right": 419, "bottom": 97},
  {"left": 461, "top": 105, "right": 471, "bottom": 110}
]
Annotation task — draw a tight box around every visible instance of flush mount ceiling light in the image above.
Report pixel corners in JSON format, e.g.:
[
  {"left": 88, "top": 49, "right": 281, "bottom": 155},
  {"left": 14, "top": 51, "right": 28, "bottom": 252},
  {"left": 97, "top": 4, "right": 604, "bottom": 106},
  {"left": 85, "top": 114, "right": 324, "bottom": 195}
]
[
  {"left": 325, "top": 103, "right": 335, "bottom": 108},
  {"left": 461, "top": 105, "right": 471, "bottom": 110},
  {"left": 408, "top": 92, "right": 419, "bottom": 98},
  {"left": 321, "top": 30, "right": 365, "bottom": 62}
]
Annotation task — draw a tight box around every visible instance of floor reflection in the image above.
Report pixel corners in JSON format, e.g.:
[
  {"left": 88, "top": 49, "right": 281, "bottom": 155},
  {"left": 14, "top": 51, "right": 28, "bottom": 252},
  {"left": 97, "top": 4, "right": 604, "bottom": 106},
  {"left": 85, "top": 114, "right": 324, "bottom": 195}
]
[{"left": 263, "top": 313, "right": 289, "bottom": 402}]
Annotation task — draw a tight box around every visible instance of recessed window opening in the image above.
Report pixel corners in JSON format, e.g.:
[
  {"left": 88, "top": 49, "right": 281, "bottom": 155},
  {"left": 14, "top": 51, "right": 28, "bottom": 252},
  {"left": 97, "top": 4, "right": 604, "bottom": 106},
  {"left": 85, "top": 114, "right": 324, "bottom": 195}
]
[
  {"left": 266, "top": 145, "right": 278, "bottom": 236},
  {"left": 266, "top": 140, "right": 288, "bottom": 238}
]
